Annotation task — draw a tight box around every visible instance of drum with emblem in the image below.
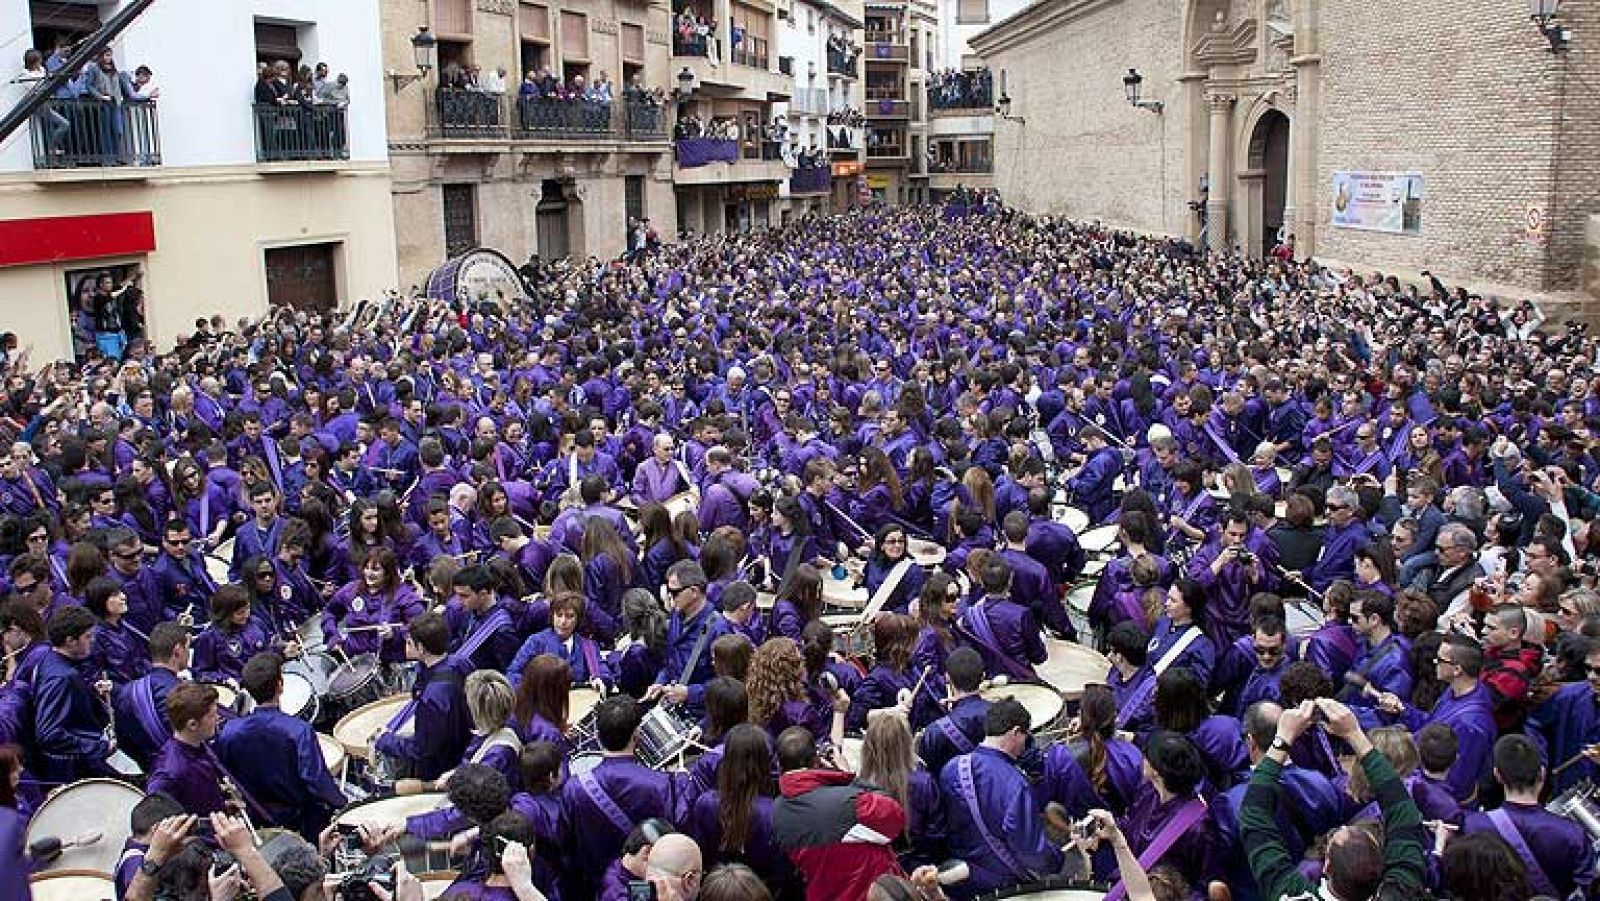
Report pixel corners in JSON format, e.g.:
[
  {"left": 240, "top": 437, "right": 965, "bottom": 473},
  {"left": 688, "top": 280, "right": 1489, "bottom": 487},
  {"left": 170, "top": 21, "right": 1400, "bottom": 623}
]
[{"left": 26, "top": 778, "right": 144, "bottom": 875}]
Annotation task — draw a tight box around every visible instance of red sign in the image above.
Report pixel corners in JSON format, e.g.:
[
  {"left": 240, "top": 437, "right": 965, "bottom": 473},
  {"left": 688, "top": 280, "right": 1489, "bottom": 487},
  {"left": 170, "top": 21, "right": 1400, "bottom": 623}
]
[{"left": 0, "top": 212, "right": 156, "bottom": 268}]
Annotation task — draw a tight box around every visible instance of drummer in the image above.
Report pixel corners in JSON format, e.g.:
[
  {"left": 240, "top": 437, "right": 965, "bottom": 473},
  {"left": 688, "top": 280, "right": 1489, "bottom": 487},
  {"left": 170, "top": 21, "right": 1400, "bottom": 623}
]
[
  {"left": 29, "top": 606, "right": 115, "bottom": 785},
  {"left": 863, "top": 525, "right": 928, "bottom": 616},
  {"left": 191, "top": 584, "right": 273, "bottom": 686},
  {"left": 955, "top": 556, "right": 1046, "bottom": 682},
  {"left": 111, "top": 621, "right": 191, "bottom": 769},
  {"left": 632, "top": 432, "right": 696, "bottom": 506},
  {"left": 507, "top": 591, "right": 612, "bottom": 690},
  {"left": 373, "top": 611, "right": 474, "bottom": 782},
  {"left": 915, "top": 648, "right": 990, "bottom": 778},
  {"left": 320, "top": 546, "right": 425, "bottom": 666},
  {"left": 215, "top": 651, "right": 346, "bottom": 840}
]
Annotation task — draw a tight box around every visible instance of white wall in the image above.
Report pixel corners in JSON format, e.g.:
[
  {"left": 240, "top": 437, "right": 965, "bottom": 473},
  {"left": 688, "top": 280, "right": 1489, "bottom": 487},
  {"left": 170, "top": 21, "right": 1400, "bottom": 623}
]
[
  {"left": 935, "top": 0, "right": 1031, "bottom": 70},
  {"left": 0, "top": 0, "right": 388, "bottom": 174}
]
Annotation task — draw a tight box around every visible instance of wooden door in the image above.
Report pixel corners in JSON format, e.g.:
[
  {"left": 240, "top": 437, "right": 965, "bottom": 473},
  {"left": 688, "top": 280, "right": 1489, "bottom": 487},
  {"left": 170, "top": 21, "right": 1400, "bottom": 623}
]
[{"left": 265, "top": 243, "right": 338, "bottom": 314}]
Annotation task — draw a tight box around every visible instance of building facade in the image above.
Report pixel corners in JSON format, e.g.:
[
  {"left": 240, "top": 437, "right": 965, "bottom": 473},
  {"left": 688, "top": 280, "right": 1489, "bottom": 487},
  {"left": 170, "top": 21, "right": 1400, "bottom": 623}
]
[
  {"left": 382, "top": 0, "right": 676, "bottom": 288},
  {"left": 971, "top": 0, "right": 1600, "bottom": 308},
  {"left": 0, "top": 0, "right": 397, "bottom": 361},
  {"left": 774, "top": 0, "right": 864, "bottom": 218},
  {"left": 924, "top": 0, "right": 1029, "bottom": 200},
  {"left": 861, "top": 0, "right": 937, "bottom": 203}
]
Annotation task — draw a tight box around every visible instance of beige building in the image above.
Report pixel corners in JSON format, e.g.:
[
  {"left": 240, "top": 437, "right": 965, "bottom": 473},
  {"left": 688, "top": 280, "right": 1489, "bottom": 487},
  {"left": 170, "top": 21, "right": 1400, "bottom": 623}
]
[
  {"left": 0, "top": 0, "right": 398, "bottom": 361},
  {"left": 862, "top": 0, "right": 937, "bottom": 203},
  {"left": 971, "top": 0, "right": 1600, "bottom": 310},
  {"left": 382, "top": 0, "right": 677, "bottom": 287}
]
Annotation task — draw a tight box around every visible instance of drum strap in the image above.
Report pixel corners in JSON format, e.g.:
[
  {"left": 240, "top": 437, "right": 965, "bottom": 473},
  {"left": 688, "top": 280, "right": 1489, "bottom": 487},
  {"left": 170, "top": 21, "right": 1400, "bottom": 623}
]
[
  {"left": 202, "top": 743, "right": 273, "bottom": 824},
  {"left": 579, "top": 637, "right": 603, "bottom": 685},
  {"left": 132, "top": 677, "right": 171, "bottom": 749},
  {"left": 672, "top": 459, "right": 698, "bottom": 497},
  {"left": 1486, "top": 808, "right": 1559, "bottom": 897},
  {"left": 471, "top": 727, "right": 523, "bottom": 765},
  {"left": 677, "top": 610, "right": 721, "bottom": 686},
  {"left": 865, "top": 559, "right": 915, "bottom": 619},
  {"left": 955, "top": 755, "right": 1032, "bottom": 882},
  {"left": 935, "top": 717, "right": 975, "bottom": 755},
  {"left": 1334, "top": 636, "right": 1399, "bottom": 703},
  {"left": 577, "top": 768, "right": 635, "bottom": 834},
  {"left": 1105, "top": 797, "right": 1207, "bottom": 901},
  {"left": 1115, "top": 626, "right": 1202, "bottom": 729},
  {"left": 457, "top": 606, "right": 511, "bottom": 662},
  {"left": 961, "top": 603, "right": 1036, "bottom": 682}
]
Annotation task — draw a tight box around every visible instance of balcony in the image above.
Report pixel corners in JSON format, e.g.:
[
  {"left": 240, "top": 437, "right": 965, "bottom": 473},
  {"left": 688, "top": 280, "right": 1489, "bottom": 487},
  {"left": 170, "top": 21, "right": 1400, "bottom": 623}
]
[
  {"left": 673, "top": 137, "right": 790, "bottom": 185},
  {"left": 789, "top": 166, "right": 832, "bottom": 195},
  {"left": 827, "top": 126, "right": 861, "bottom": 154},
  {"left": 253, "top": 103, "right": 349, "bottom": 163},
  {"left": 31, "top": 98, "right": 161, "bottom": 170},
  {"left": 731, "top": 35, "right": 769, "bottom": 70},
  {"left": 865, "top": 98, "right": 909, "bottom": 119},
  {"left": 674, "top": 33, "right": 714, "bottom": 58},
  {"left": 826, "top": 49, "right": 859, "bottom": 78},
  {"left": 863, "top": 38, "right": 909, "bottom": 63},
  {"left": 428, "top": 89, "right": 669, "bottom": 143}
]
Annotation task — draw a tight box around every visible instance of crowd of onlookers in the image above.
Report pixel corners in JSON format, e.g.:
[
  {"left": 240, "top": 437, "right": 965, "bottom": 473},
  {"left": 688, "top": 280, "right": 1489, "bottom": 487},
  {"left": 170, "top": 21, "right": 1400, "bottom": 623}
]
[
  {"left": 18, "top": 39, "right": 162, "bottom": 165},
  {"left": 675, "top": 10, "right": 719, "bottom": 61},
  {"left": 826, "top": 32, "right": 860, "bottom": 73},
  {"left": 927, "top": 67, "right": 992, "bottom": 110},
  {"left": 826, "top": 107, "right": 864, "bottom": 128},
  {"left": 673, "top": 113, "right": 741, "bottom": 141}
]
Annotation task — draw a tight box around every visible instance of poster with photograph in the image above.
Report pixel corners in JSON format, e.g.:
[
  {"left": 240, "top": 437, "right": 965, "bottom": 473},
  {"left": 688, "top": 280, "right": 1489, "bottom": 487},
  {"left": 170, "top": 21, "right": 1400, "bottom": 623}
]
[{"left": 1330, "top": 171, "right": 1424, "bottom": 235}]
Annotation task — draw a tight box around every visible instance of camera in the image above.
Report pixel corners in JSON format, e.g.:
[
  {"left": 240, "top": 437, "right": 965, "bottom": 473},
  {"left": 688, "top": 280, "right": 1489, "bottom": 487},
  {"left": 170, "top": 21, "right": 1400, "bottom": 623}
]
[
  {"left": 628, "top": 880, "right": 658, "bottom": 901},
  {"left": 336, "top": 852, "right": 396, "bottom": 901}
]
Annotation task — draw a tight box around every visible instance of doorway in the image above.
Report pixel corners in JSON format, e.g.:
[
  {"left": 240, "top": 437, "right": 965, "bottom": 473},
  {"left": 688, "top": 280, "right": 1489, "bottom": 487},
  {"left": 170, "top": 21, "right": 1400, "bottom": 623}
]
[
  {"left": 265, "top": 243, "right": 339, "bottom": 313},
  {"left": 535, "top": 179, "right": 571, "bottom": 260},
  {"left": 1250, "top": 110, "right": 1290, "bottom": 258}
]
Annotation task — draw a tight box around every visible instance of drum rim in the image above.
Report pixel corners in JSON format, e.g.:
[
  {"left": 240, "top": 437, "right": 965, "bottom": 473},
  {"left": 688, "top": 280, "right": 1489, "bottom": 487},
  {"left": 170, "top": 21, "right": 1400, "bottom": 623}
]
[
  {"left": 28, "top": 867, "right": 118, "bottom": 882},
  {"left": 327, "top": 652, "right": 383, "bottom": 699},
  {"left": 332, "top": 791, "right": 447, "bottom": 821},
  {"left": 980, "top": 682, "right": 1066, "bottom": 722},
  {"left": 976, "top": 877, "right": 1110, "bottom": 899},
  {"left": 26, "top": 779, "right": 144, "bottom": 877},
  {"left": 333, "top": 691, "right": 412, "bottom": 758}
]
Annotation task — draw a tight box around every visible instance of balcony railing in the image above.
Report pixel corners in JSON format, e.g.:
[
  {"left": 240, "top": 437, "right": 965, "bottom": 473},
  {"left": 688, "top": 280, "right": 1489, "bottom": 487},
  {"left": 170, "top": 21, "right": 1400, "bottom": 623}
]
[
  {"left": 675, "top": 136, "right": 739, "bottom": 167},
  {"left": 731, "top": 35, "right": 769, "bottom": 69},
  {"left": 674, "top": 33, "right": 712, "bottom": 57},
  {"left": 866, "top": 99, "right": 909, "bottom": 118},
  {"left": 929, "top": 160, "right": 993, "bottom": 174},
  {"left": 253, "top": 103, "right": 350, "bottom": 162},
  {"left": 826, "top": 50, "right": 858, "bottom": 77},
  {"left": 431, "top": 89, "right": 667, "bottom": 141},
  {"left": 790, "top": 166, "right": 832, "bottom": 194},
  {"left": 32, "top": 98, "right": 161, "bottom": 169},
  {"left": 827, "top": 127, "right": 859, "bottom": 151},
  {"left": 866, "top": 141, "right": 906, "bottom": 159},
  {"left": 865, "top": 42, "right": 909, "bottom": 62}
]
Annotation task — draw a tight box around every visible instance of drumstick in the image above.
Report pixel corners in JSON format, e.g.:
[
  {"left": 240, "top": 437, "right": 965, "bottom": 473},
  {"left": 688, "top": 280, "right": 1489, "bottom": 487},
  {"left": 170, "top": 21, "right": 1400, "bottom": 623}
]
[{"left": 1553, "top": 746, "right": 1596, "bottom": 777}]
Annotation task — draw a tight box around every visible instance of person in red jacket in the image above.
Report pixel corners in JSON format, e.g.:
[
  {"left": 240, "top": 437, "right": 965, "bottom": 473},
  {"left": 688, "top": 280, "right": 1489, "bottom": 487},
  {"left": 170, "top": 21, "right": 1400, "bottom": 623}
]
[
  {"left": 1480, "top": 603, "right": 1543, "bottom": 731},
  {"left": 772, "top": 724, "right": 907, "bottom": 901}
]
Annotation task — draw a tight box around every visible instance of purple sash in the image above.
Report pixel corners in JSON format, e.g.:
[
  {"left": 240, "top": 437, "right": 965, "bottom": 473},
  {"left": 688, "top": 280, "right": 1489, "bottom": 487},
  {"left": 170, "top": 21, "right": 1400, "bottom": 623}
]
[
  {"left": 1105, "top": 797, "right": 1206, "bottom": 901},
  {"left": 577, "top": 768, "right": 634, "bottom": 833},
  {"left": 935, "top": 717, "right": 975, "bottom": 755},
  {"left": 457, "top": 607, "right": 511, "bottom": 660},
  {"left": 1486, "top": 808, "right": 1558, "bottom": 897},
  {"left": 1202, "top": 420, "right": 1242, "bottom": 466},
  {"left": 963, "top": 604, "right": 1036, "bottom": 681},
  {"left": 132, "top": 677, "right": 170, "bottom": 747},
  {"left": 1114, "top": 671, "right": 1156, "bottom": 730},
  {"left": 956, "top": 755, "right": 1031, "bottom": 881},
  {"left": 580, "top": 638, "right": 602, "bottom": 684}
]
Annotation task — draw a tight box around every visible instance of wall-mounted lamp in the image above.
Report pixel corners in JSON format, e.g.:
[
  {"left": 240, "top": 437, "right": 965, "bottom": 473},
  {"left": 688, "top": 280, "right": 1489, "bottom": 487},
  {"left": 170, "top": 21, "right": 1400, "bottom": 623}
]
[
  {"left": 995, "top": 69, "right": 1025, "bottom": 123},
  {"left": 1530, "top": 0, "right": 1571, "bottom": 53},
  {"left": 1122, "top": 68, "right": 1164, "bottom": 113},
  {"left": 388, "top": 26, "right": 437, "bottom": 93}
]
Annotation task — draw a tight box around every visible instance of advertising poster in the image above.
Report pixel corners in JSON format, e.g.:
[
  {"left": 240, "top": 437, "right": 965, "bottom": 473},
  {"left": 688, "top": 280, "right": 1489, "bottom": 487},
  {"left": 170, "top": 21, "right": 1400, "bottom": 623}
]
[{"left": 1330, "top": 171, "right": 1424, "bottom": 235}]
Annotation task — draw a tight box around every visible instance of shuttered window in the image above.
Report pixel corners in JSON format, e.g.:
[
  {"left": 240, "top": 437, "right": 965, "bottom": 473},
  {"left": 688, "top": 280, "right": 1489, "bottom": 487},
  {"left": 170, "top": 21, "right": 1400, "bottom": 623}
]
[
  {"left": 622, "top": 22, "right": 645, "bottom": 62},
  {"left": 560, "top": 11, "right": 589, "bottom": 60},
  {"left": 956, "top": 0, "right": 987, "bottom": 23},
  {"left": 520, "top": 3, "right": 551, "bottom": 40},
  {"left": 436, "top": 0, "right": 473, "bottom": 36}
]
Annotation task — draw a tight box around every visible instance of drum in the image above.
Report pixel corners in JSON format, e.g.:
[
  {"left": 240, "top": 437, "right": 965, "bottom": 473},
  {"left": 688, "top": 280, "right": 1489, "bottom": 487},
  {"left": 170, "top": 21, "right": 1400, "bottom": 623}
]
[
  {"left": 287, "top": 649, "right": 338, "bottom": 697},
  {"left": 1549, "top": 780, "right": 1600, "bottom": 840},
  {"left": 204, "top": 538, "right": 234, "bottom": 591},
  {"left": 824, "top": 613, "right": 872, "bottom": 662},
  {"left": 663, "top": 491, "right": 699, "bottom": 521},
  {"left": 982, "top": 682, "right": 1066, "bottom": 734},
  {"left": 1082, "top": 558, "right": 1106, "bottom": 578},
  {"left": 1052, "top": 504, "right": 1090, "bottom": 535},
  {"left": 297, "top": 613, "right": 325, "bottom": 650},
  {"left": 29, "top": 870, "right": 116, "bottom": 901},
  {"left": 636, "top": 705, "right": 698, "bottom": 770},
  {"left": 1037, "top": 638, "right": 1111, "bottom": 701},
  {"left": 908, "top": 538, "right": 946, "bottom": 568},
  {"left": 26, "top": 778, "right": 144, "bottom": 875},
  {"left": 821, "top": 571, "right": 868, "bottom": 609},
  {"left": 1285, "top": 600, "right": 1324, "bottom": 639},
  {"left": 979, "top": 878, "right": 1107, "bottom": 899},
  {"left": 1065, "top": 582, "right": 1096, "bottom": 640},
  {"left": 282, "top": 670, "right": 320, "bottom": 722},
  {"left": 202, "top": 681, "right": 244, "bottom": 715},
  {"left": 569, "top": 685, "right": 603, "bottom": 725},
  {"left": 827, "top": 736, "right": 863, "bottom": 772},
  {"left": 756, "top": 590, "right": 777, "bottom": 610},
  {"left": 333, "top": 793, "right": 447, "bottom": 830},
  {"left": 1078, "top": 525, "right": 1120, "bottom": 556},
  {"left": 328, "top": 653, "right": 388, "bottom": 713},
  {"left": 421, "top": 871, "right": 462, "bottom": 900},
  {"left": 318, "top": 732, "right": 347, "bottom": 775},
  {"left": 334, "top": 693, "right": 413, "bottom": 761}
]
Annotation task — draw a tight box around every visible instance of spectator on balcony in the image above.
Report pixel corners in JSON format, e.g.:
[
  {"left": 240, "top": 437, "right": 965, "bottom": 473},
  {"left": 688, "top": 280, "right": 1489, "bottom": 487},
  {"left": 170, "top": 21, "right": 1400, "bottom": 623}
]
[
  {"left": 482, "top": 67, "right": 508, "bottom": 96},
  {"left": 130, "top": 65, "right": 159, "bottom": 102},
  {"left": 312, "top": 62, "right": 330, "bottom": 96},
  {"left": 255, "top": 63, "right": 292, "bottom": 106},
  {"left": 18, "top": 49, "right": 70, "bottom": 159},
  {"left": 291, "top": 66, "right": 316, "bottom": 108},
  {"left": 319, "top": 73, "right": 350, "bottom": 108},
  {"left": 591, "top": 72, "right": 615, "bottom": 105},
  {"left": 82, "top": 49, "right": 135, "bottom": 164}
]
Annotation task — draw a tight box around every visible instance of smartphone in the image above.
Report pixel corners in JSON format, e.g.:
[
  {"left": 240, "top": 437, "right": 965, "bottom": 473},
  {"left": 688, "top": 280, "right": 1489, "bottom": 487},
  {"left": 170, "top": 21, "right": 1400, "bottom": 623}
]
[{"left": 627, "top": 880, "right": 658, "bottom": 901}]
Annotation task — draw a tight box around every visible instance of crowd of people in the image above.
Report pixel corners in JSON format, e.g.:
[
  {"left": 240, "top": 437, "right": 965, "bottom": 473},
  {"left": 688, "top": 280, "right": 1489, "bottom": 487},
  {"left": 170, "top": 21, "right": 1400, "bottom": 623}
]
[
  {"left": 675, "top": 11, "right": 720, "bottom": 63},
  {"left": 827, "top": 33, "right": 862, "bottom": 74},
  {"left": 925, "top": 69, "right": 991, "bottom": 111},
  {"left": 2, "top": 202, "right": 1600, "bottom": 901},
  {"left": 674, "top": 114, "right": 742, "bottom": 141},
  {"left": 19, "top": 37, "right": 160, "bottom": 166}
]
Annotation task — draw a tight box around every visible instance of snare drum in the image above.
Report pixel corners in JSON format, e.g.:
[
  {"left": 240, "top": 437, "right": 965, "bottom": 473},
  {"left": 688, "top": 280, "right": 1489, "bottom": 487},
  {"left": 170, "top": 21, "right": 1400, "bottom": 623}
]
[
  {"left": 333, "top": 792, "right": 447, "bottom": 830},
  {"left": 636, "top": 705, "right": 698, "bottom": 770},
  {"left": 1036, "top": 638, "right": 1111, "bottom": 701},
  {"left": 907, "top": 538, "right": 946, "bottom": 568},
  {"left": 662, "top": 491, "right": 699, "bottom": 521},
  {"left": 282, "top": 670, "right": 319, "bottom": 722},
  {"left": 26, "top": 778, "right": 144, "bottom": 875},
  {"left": 1078, "top": 525, "right": 1120, "bottom": 556},
  {"left": 1052, "top": 504, "right": 1090, "bottom": 535},
  {"left": 1064, "top": 582, "right": 1096, "bottom": 643},
  {"left": 201, "top": 681, "right": 244, "bottom": 716},
  {"left": 982, "top": 682, "right": 1066, "bottom": 733},
  {"left": 29, "top": 870, "right": 117, "bottom": 901},
  {"left": 328, "top": 653, "right": 387, "bottom": 711},
  {"left": 317, "top": 732, "right": 346, "bottom": 775},
  {"left": 334, "top": 693, "right": 413, "bottom": 761},
  {"left": 822, "top": 571, "right": 868, "bottom": 609}
]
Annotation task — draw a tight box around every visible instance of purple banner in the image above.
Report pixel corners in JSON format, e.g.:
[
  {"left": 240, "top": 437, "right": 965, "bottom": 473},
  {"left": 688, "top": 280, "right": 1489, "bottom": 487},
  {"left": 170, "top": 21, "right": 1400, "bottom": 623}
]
[
  {"left": 675, "top": 137, "right": 739, "bottom": 168},
  {"left": 874, "top": 43, "right": 891, "bottom": 58},
  {"left": 790, "top": 167, "right": 832, "bottom": 194}
]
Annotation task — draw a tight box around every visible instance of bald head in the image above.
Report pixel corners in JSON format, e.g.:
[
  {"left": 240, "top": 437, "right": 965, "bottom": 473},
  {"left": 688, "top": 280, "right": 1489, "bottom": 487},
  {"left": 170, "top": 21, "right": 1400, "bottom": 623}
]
[{"left": 645, "top": 833, "right": 702, "bottom": 898}]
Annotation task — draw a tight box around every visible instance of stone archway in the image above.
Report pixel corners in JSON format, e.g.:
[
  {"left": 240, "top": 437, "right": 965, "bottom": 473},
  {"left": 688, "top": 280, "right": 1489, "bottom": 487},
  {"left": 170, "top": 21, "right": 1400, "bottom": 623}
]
[{"left": 1245, "top": 108, "right": 1291, "bottom": 258}]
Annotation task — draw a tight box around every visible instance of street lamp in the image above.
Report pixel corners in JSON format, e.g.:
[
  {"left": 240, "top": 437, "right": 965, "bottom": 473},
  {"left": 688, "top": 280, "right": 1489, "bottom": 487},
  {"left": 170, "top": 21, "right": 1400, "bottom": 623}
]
[
  {"left": 388, "top": 26, "right": 437, "bottom": 93},
  {"left": 1530, "top": 0, "right": 1571, "bottom": 52},
  {"left": 1123, "top": 68, "right": 1164, "bottom": 113},
  {"left": 676, "top": 66, "right": 697, "bottom": 99},
  {"left": 995, "top": 92, "right": 1025, "bottom": 124}
]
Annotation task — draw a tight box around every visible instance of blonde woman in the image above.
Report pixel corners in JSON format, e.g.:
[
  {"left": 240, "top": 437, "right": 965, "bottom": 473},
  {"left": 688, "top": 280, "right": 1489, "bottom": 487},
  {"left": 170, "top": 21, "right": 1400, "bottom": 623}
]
[
  {"left": 856, "top": 712, "right": 944, "bottom": 870},
  {"left": 399, "top": 669, "right": 524, "bottom": 795}
]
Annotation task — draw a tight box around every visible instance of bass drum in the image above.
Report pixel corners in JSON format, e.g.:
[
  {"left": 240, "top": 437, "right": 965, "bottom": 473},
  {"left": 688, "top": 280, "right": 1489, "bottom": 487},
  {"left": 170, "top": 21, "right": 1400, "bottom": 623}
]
[
  {"left": 979, "top": 879, "right": 1108, "bottom": 899},
  {"left": 30, "top": 870, "right": 116, "bottom": 901},
  {"left": 26, "top": 778, "right": 144, "bottom": 875}
]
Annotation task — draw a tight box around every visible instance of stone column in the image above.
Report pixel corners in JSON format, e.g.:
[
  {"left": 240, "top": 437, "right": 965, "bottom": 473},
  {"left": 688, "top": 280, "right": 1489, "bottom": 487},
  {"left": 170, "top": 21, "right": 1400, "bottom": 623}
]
[
  {"left": 1205, "top": 92, "right": 1235, "bottom": 253},
  {"left": 1290, "top": 57, "right": 1320, "bottom": 255},
  {"left": 1281, "top": 94, "right": 1297, "bottom": 247},
  {"left": 716, "top": 0, "right": 734, "bottom": 64}
]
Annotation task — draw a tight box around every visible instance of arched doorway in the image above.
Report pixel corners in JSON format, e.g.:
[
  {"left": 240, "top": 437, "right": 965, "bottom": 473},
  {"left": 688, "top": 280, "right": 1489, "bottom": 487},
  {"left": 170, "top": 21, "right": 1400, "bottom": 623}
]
[{"left": 1249, "top": 109, "right": 1290, "bottom": 258}]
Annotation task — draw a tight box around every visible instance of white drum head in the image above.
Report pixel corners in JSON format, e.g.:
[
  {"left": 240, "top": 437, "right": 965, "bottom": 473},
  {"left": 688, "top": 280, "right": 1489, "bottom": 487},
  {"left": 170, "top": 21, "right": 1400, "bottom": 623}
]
[
  {"left": 569, "top": 686, "right": 602, "bottom": 724},
  {"left": 333, "top": 793, "right": 446, "bottom": 829},
  {"left": 822, "top": 572, "right": 868, "bottom": 609},
  {"left": 981, "top": 682, "right": 1065, "bottom": 732},
  {"left": 1037, "top": 638, "right": 1111, "bottom": 700},
  {"left": 1053, "top": 505, "right": 1090, "bottom": 535},
  {"left": 30, "top": 870, "right": 116, "bottom": 901},
  {"left": 1079, "top": 525, "right": 1120, "bottom": 555},
  {"left": 27, "top": 779, "right": 144, "bottom": 875},
  {"left": 317, "top": 732, "right": 346, "bottom": 774},
  {"left": 908, "top": 538, "right": 946, "bottom": 567},
  {"left": 334, "top": 693, "right": 412, "bottom": 759},
  {"left": 282, "top": 672, "right": 316, "bottom": 717},
  {"left": 834, "top": 737, "right": 863, "bottom": 772}
]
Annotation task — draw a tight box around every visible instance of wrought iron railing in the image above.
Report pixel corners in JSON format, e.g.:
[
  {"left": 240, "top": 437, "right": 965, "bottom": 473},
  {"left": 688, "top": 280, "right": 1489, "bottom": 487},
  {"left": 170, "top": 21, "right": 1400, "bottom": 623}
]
[
  {"left": 253, "top": 103, "right": 350, "bottom": 162},
  {"left": 32, "top": 98, "right": 162, "bottom": 169}
]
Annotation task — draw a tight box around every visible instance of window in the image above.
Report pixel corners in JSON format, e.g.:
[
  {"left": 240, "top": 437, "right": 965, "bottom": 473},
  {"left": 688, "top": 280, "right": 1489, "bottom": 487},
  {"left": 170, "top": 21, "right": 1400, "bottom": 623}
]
[
  {"left": 622, "top": 23, "right": 645, "bottom": 62},
  {"left": 560, "top": 11, "right": 589, "bottom": 61},
  {"left": 625, "top": 175, "right": 646, "bottom": 223},
  {"left": 956, "top": 0, "right": 988, "bottom": 23},
  {"left": 442, "top": 185, "right": 478, "bottom": 257},
  {"left": 254, "top": 21, "right": 301, "bottom": 67},
  {"left": 264, "top": 244, "right": 339, "bottom": 314},
  {"left": 436, "top": 0, "right": 473, "bottom": 36},
  {"left": 520, "top": 2, "right": 551, "bottom": 40}
]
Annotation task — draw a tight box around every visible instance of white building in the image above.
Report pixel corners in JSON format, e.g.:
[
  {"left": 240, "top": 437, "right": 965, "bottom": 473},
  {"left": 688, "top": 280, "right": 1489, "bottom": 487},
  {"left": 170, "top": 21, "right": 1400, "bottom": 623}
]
[
  {"left": 775, "top": 0, "right": 865, "bottom": 217},
  {"left": 926, "top": 0, "right": 1030, "bottom": 199},
  {"left": 0, "top": 0, "right": 397, "bottom": 360}
]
